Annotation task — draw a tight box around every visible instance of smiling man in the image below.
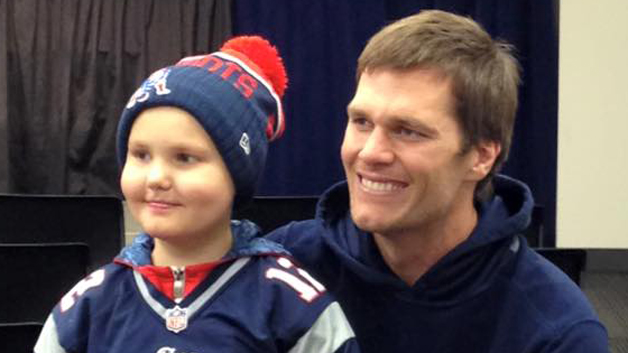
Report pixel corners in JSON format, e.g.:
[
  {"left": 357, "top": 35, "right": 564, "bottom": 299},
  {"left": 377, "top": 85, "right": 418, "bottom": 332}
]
[{"left": 266, "top": 9, "right": 609, "bottom": 353}]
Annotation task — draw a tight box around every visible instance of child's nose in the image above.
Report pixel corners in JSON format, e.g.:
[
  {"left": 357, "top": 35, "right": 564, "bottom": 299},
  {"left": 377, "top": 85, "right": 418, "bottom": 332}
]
[{"left": 146, "top": 162, "right": 172, "bottom": 190}]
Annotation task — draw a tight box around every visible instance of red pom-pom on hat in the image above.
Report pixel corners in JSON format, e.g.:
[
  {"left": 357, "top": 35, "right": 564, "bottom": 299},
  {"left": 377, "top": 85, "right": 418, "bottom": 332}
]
[{"left": 221, "top": 36, "right": 288, "bottom": 98}]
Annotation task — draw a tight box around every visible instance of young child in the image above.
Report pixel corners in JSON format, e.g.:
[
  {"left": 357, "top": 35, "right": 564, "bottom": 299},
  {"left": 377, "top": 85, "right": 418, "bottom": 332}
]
[{"left": 34, "top": 36, "right": 359, "bottom": 353}]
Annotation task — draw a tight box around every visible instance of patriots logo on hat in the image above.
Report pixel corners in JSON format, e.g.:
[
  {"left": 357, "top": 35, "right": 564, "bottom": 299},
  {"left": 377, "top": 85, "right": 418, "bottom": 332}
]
[{"left": 126, "top": 68, "right": 172, "bottom": 109}]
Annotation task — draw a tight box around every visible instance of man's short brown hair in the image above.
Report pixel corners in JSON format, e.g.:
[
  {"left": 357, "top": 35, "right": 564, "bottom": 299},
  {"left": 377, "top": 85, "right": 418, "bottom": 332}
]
[{"left": 357, "top": 10, "right": 520, "bottom": 200}]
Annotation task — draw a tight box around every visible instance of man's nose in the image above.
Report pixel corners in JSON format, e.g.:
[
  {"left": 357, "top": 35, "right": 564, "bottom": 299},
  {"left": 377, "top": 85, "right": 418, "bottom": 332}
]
[{"left": 358, "top": 128, "right": 395, "bottom": 165}]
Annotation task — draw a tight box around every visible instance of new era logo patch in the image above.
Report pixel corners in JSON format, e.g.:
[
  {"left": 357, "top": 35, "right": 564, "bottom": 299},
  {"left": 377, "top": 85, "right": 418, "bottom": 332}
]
[{"left": 239, "top": 133, "right": 251, "bottom": 155}]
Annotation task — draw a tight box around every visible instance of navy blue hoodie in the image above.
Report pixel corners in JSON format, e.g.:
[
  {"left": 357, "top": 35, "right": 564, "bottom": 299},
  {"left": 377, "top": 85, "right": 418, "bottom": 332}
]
[{"left": 267, "top": 175, "right": 609, "bottom": 353}]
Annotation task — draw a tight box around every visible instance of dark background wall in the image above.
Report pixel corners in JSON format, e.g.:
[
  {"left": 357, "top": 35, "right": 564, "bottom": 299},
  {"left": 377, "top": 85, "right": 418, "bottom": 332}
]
[
  {"left": 1, "top": 0, "right": 559, "bottom": 245},
  {"left": 234, "top": 0, "right": 559, "bottom": 246}
]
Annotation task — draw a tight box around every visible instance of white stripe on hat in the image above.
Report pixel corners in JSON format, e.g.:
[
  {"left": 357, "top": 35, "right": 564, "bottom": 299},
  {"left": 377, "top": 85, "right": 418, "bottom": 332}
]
[{"left": 212, "top": 51, "right": 284, "bottom": 141}]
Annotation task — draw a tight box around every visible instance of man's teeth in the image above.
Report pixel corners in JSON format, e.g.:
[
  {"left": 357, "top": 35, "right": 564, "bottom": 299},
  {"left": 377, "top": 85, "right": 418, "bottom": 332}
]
[{"left": 361, "top": 178, "right": 401, "bottom": 192}]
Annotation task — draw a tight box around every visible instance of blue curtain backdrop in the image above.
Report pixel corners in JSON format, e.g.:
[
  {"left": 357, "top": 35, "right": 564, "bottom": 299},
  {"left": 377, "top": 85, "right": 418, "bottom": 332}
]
[{"left": 234, "top": 0, "right": 558, "bottom": 246}]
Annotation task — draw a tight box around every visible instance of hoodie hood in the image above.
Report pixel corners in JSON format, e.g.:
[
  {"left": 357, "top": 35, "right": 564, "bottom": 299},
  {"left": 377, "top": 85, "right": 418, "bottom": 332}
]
[
  {"left": 315, "top": 174, "right": 535, "bottom": 303},
  {"left": 116, "top": 219, "right": 290, "bottom": 267},
  {"left": 114, "top": 219, "right": 291, "bottom": 302}
]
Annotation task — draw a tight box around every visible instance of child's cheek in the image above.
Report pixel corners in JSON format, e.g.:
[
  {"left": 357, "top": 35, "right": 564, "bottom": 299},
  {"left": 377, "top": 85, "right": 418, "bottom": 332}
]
[{"left": 120, "top": 164, "right": 144, "bottom": 200}]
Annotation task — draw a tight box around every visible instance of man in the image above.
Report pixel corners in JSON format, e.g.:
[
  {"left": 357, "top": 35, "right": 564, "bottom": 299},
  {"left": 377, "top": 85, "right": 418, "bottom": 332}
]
[{"left": 267, "top": 9, "right": 609, "bottom": 353}]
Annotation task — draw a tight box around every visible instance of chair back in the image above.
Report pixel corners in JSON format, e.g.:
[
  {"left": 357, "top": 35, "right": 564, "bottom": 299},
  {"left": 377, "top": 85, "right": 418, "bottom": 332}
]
[
  {"left": 537, "top": 248, "right": 587, "bottom": 286},
  {"left": 0, "top": 243, "right": 89, "bottom": 323},
  {"left": 0, "top": 322, "right": 44, "bottom": 353},
  {"left": 0, "top": 194, "right": 124, "bottom": 269}
]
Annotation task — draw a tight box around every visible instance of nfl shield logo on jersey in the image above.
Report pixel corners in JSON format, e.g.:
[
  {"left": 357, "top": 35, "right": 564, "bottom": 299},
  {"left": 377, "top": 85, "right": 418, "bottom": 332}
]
[{"left": 165, "top": 306, "right": 189, "bottom": 333}]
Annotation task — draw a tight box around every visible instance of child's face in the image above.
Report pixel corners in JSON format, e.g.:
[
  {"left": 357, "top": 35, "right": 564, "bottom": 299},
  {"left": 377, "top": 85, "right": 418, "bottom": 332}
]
[{"left": 121, "top": 106, "right": 235, "bottom": 245}]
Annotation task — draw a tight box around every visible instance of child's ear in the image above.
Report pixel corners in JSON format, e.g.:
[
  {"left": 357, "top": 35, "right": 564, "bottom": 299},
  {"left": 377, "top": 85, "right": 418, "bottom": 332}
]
[{"left": 467, "top": 141, "right": 501, "bottom": 181}]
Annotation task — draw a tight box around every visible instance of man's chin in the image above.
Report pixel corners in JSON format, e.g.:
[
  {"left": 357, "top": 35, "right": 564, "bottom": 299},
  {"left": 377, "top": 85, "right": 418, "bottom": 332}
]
[{"left": 351, "top": 212, "right": 390, "bottom": 234}]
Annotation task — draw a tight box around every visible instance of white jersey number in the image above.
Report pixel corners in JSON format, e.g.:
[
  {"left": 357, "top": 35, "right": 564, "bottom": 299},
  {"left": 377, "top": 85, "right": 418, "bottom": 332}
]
[
  {"left": 60, "top": 269, "right": 106, "bottom": 312},
  {"left": 265, "top": 257, "right": 326, "bottom": 303}
]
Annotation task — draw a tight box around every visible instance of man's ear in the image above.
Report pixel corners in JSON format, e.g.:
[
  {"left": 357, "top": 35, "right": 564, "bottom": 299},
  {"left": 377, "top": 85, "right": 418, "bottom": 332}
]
[{"left": 467, "top": 141, "right": 501, "bottom": 181}]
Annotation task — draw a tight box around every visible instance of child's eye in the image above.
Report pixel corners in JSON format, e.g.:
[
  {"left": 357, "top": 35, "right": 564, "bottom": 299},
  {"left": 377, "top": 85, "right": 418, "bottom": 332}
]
[
  {"left": 175, "top": 153, "right": 199, "bottom": 164},
  {"left": 129, "top": 149, "right": 150, "bottom": 162}
]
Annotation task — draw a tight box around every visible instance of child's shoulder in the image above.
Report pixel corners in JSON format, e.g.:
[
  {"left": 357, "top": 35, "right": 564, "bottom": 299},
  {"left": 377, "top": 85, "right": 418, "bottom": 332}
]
[
  {"left": 229, "top": 220, "right": 332, "bottom": 307},
  {"left": 238, "top": 254, "right": 332, "bottom": 310},
  {"left": 43, "top": 263, "right": 132, "bottom": 349},
  {"left": 53, "top": 262, "right": 132, "bottom": 318},
  {"left": 230, "top": 255, "right": 356, "bottom": 351}
]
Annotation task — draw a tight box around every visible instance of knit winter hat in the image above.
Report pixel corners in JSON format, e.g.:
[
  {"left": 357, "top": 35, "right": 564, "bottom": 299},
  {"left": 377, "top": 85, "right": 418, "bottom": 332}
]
[{"left": 116, "top": 36, "right": 288, "bottom": 208}]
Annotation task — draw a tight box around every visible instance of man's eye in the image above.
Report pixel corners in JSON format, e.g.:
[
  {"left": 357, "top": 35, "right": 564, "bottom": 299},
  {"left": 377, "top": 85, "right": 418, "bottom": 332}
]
[
  {"left": 394, "top": 127, "right": 424, "bottom": 140},
  {"left": 400, "top": 128, "right": 417, "bottom": 136},
  {"left": 351, "top": 117, "right": 372, "bottom": 130}
]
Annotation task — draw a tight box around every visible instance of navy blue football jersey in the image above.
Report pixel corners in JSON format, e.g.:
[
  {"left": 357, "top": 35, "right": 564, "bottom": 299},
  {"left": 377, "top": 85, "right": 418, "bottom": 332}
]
[{"left": 34, "top": 221, "right": 358, "bottom": 353}]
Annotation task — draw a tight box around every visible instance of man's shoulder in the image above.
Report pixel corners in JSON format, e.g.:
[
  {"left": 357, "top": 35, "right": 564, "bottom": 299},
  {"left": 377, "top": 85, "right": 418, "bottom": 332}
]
[
  {"left": 265, "top": 218, "right": 326, "bottom": 249},
  {"left": 508, "top": 246, "right": 603, "bottom": 327},
  {"left": 476, "top": 242, "right": 609, "bottom": 352},
  {"left": 263, "top": 218, "right": 354, "bottom": 290}
]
